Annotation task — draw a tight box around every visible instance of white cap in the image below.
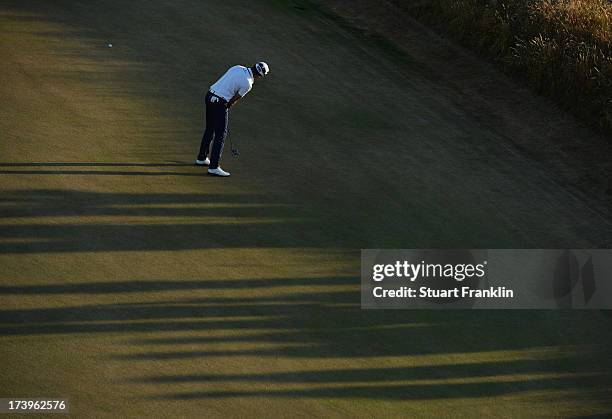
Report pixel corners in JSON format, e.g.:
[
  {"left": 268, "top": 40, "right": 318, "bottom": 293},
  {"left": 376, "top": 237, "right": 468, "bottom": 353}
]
[{"left": 255, "top": 62, "right": 270, "bottom": 77}]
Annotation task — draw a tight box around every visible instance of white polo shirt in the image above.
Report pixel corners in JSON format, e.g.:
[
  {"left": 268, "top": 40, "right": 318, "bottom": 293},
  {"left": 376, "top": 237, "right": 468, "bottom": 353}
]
[{"left": 209, "top": 65, "right": 254, "bottom": 101}]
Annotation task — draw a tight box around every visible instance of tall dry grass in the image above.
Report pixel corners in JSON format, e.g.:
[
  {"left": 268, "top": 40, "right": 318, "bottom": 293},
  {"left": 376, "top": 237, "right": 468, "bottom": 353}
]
[{"left": 392, "top": 0, "right": 612, "bottom": 133}]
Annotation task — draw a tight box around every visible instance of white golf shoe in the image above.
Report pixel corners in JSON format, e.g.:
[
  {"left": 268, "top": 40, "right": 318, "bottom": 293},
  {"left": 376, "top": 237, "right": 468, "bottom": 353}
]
[
  {"left": 195, "top": 158, "right": 210, "bottom": 166},
  {"left": 207, "top": 167, "right": 230, "bottom": 177}
]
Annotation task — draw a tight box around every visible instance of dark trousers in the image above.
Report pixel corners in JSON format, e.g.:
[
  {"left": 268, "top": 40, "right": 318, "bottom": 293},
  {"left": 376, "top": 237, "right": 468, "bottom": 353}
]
[{"left": 197, "top": 91, "right": 228, "bottom": 169}]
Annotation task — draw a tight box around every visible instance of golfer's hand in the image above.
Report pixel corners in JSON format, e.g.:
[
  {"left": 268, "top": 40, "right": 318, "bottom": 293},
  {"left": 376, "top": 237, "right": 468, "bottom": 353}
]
[{"left": 227, "top": 94, "right": 241, "bottom": 109}]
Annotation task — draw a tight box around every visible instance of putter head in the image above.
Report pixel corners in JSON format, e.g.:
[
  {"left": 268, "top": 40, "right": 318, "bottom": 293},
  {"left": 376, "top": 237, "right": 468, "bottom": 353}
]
[{"left": 231, "top": 148, "right": 240, "bottom": 158}]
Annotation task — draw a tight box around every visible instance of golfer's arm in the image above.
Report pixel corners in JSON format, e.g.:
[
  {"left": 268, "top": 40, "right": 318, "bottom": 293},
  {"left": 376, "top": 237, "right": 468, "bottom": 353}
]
[{"left": 227, "top": 94, "right": 242, "bottom": 109}]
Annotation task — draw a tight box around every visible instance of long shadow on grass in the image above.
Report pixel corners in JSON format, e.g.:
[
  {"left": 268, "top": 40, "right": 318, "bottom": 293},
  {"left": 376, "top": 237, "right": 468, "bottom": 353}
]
[
  {"left": 0, "top": 169, "right": 204, "bottom": 177},
  {"left": 0, "top": 162, "right": 206, "bottom": 177},
  {"left": 0, "top": 186, "right": 437, "bottom": 251},
  {"left": 0, "top": 188, "right": 331, "bottom": 253},
  {"left": 0, "top": 288, "right": 606, "bottom": 357},
  {"left": 151, "top": 376, "right": 610, "bottom": 401},
  {"left": 134, "top": 358, "right": 579, "bottom": 383},
  {"left": 0, "top": 279, "right": 349, "bottom": 295},
  {"left": 0, "top": 162, "right": 193, "bottom": 167},
  {"left": 1, "top": 286, "right": 611, "bottom": 401}
]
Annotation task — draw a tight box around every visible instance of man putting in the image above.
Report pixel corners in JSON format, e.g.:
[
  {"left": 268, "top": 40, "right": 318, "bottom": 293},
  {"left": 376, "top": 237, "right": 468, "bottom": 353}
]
[{"left": 196, "top": 62, "right": 270, "bottom": 177}]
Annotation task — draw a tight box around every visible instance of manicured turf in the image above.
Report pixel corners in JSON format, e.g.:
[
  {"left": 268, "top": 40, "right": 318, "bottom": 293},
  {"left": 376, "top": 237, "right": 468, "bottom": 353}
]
[{"left": 1, "top": 0, "right": 611, "bottom": 416}]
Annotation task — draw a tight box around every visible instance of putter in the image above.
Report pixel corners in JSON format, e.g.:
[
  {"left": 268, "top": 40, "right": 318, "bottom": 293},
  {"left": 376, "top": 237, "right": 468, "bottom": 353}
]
[{"left": 228, "top": 129, "right": 240, "bottom": 158}]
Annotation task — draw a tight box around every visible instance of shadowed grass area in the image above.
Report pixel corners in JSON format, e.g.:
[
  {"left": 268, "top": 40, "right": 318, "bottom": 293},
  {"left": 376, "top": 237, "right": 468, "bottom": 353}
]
[{"left": 1, "top": 285, "right": 611, "bottom": 410}]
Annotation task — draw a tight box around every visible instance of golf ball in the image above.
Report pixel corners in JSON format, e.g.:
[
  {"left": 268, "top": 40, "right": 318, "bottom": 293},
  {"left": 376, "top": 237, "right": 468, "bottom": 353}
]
[{"left": 108, "top": 43, "right": 113, "bottom": 48}]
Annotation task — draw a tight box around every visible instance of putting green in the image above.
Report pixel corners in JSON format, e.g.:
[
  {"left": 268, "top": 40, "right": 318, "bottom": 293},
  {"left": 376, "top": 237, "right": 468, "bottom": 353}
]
[{"left": 1, "top": 0, "right": 611, "bottom": 417}]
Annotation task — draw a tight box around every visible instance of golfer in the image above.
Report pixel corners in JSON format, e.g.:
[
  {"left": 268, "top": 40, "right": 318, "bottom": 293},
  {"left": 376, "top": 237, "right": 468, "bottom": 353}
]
[{"left": 196, "top": 62, "right": 270, "bottom": 177}]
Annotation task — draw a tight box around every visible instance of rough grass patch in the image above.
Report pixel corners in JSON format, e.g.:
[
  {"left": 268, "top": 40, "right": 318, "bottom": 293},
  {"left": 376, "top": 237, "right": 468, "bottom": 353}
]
[{"left": 390, "top": 0, "right": 612, "bottom": 134}]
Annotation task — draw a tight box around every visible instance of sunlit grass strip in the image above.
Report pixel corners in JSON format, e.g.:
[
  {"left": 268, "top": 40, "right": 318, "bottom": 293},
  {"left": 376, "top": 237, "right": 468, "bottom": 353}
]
[
  {"left": 107, "top": 203, "right": 292, "bottom": 209},
  {"left": 0, "top": 216, "right": 301, "bottom": 225},
  {"left": 144, "top": 372, "right": 600, "bottom": 385}
]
